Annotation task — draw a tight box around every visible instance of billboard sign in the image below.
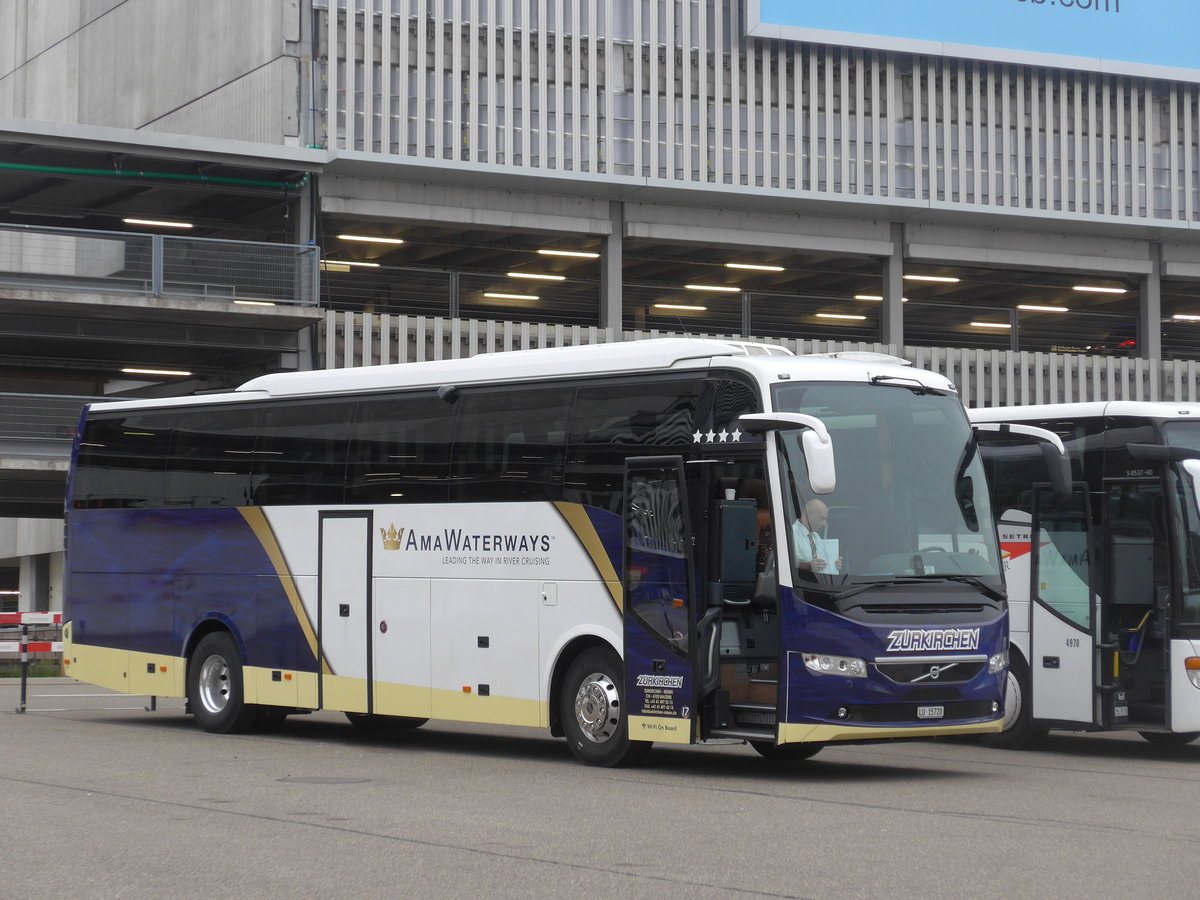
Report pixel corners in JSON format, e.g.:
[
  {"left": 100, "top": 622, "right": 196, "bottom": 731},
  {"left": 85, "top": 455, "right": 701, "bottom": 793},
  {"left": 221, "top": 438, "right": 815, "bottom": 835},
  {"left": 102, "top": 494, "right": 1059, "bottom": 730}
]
[{"left": 747, "top": 0, "right": 1199, "bottom": 83}]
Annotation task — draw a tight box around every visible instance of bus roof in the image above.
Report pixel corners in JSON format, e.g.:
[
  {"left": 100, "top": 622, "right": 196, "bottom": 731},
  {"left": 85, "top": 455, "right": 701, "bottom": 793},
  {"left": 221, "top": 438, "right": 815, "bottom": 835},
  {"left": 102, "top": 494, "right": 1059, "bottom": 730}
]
[
  {"left": 969, "top": 400, "right": 1200, "bottom": 423},
  {"left": 88, "top": 338, "right": 954, "bottom": 412}
]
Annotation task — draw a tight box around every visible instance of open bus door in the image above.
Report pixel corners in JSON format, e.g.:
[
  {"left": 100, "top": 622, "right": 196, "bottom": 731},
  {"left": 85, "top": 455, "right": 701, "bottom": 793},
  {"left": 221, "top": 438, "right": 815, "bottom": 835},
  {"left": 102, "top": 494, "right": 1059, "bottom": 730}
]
[
  {"left": 1028, "top": 485, "right": 1103, "bottom": 727},
  {"left": 621, "top": 457, "right": 716, "bottom": 745}
]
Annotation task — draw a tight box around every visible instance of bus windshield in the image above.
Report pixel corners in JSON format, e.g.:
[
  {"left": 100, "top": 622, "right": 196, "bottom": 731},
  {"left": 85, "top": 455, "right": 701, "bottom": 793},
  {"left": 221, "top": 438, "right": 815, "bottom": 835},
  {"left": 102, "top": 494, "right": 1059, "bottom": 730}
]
[{"left": 773, "top": 381, "right": 1000, "bottom": 585}]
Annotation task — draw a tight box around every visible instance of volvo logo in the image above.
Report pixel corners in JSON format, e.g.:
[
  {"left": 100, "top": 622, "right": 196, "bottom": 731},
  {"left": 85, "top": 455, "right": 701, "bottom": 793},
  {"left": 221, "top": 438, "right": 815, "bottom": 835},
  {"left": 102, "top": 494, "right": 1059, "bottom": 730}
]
[{"left": 912, "top": 662, "right": 957, "bottom": 683}]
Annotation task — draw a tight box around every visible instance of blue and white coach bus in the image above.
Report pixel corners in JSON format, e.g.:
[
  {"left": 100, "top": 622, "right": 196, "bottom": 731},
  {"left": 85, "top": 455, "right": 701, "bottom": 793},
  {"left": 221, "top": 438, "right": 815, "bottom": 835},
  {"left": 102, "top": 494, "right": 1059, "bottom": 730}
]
[
  {"left": 64, "top": 338, "right": 1011, "bottom": 766},
  {"left": 971, "top": 401, "right": 1200, "bottom": 749}
]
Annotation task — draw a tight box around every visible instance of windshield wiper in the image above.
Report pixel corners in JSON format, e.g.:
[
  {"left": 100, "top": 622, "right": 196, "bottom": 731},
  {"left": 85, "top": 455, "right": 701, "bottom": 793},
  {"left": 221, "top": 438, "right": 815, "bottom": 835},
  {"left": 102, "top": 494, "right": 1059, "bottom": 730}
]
[{"left": 888, "top": 573, "right": 1006, "bottom": 602}]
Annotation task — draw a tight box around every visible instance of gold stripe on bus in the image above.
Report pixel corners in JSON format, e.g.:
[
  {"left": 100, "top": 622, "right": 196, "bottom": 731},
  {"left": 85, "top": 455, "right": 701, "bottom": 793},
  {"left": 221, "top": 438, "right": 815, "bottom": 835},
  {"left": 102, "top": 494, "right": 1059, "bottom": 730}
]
[
  {"left": 552, "top": 501, "right": 623, "bottom": 613},
  {"left": 237, "top": 506, "right": 329, "bottom": 674},
  {"left": 779, "top": 719, "right": 1002, "bottom": 744}
]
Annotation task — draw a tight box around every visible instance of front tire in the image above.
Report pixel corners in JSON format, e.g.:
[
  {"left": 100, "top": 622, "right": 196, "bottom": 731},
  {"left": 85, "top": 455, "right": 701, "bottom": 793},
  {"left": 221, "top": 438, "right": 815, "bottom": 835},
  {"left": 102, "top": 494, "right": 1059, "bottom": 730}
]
[
  {"left": 750, "top": 740, "right": 823, "bottom": 762},
  {"left": 560, "top": 647, "right": 651, "bottom": 767},
  {"left": 980, "top": 652, "right": 1045, "bottom": 750},
  {"left": 187, "top": 632, "right": 262, "bottom": 734},
  {"left": 1139, "top": 730, "right": 1200, "bottom": 747}
]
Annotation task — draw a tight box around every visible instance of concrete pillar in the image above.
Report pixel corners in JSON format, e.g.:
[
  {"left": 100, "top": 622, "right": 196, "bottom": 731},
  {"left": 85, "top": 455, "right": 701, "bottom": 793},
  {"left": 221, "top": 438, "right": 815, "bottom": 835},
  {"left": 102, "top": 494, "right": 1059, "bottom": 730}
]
[
  {"left": 600, "top": 201, "right": 624, "bottom": 335},
  {"left": 1138, "top": 244, "right": 1162, "bottom": 362},
  {"left": 881, "top": 222, "right": 905, "bottom": 352},
  {"left": 18, "top": 554, "right": 49, "bottom": 613}
]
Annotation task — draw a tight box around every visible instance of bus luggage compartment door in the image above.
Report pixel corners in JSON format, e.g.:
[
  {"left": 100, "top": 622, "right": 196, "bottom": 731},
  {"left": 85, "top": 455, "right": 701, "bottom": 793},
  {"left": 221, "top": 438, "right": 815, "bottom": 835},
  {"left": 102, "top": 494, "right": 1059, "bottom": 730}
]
[{"left": 318, "top": 511, "right": 372, "bottom": 714}]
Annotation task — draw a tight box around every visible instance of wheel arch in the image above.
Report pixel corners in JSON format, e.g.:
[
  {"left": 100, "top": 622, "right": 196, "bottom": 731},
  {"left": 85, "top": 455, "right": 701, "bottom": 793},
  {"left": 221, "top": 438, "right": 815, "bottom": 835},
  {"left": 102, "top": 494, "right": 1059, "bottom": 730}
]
[
  {"left": 182, "top": 615, "right": 246, "bottom": 669},
  {"left": 548, "top": 634, "right": 619, "bottom": 737}
]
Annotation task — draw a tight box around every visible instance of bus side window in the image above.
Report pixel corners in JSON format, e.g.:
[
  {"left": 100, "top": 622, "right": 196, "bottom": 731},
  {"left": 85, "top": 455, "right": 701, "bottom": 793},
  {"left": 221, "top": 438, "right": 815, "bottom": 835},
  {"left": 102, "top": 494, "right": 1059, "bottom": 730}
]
[
  {"left": 347, "top": 393, "right": 453, "bottom": 503},
  {"left": 565, "top": 380, "right": 702, "bottom": 513},
  {"left": 74, "top": 414, "right": 172, "bottom": 509},
  {"left": 252, "top": 401, "right": 354, "bottom": 506},
  {"left": 450, "top": 387, "right": 573, "bottom": 502},
  {"left": 163, "top": 406, "right": 260, "bottom": 508}
]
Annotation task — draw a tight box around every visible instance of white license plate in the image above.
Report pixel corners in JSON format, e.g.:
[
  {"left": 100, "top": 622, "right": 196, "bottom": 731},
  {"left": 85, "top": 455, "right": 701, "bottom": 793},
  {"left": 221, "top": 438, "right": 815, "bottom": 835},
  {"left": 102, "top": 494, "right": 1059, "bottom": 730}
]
[{"left": 917, "top": 705, "right": 945, "bottom": 720}]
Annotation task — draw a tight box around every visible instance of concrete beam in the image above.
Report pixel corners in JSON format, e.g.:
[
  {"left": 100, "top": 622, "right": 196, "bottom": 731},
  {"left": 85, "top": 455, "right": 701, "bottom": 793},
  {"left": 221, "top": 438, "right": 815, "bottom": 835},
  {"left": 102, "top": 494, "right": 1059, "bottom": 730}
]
[
  {"left": 906, "top": 224, "right": 1154, "bottom": 276},
  {"left": 321, "top": 177, "right": 615, "bottom": 236},
  {"left": 623, "top": 204, "right": 894, "bottom": 256}
]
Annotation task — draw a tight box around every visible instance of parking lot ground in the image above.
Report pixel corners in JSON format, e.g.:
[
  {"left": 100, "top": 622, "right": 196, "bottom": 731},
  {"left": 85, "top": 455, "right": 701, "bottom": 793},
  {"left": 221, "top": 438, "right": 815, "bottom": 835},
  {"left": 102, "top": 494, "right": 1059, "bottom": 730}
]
[{"left": 3, "top": 678, "right": 1200, "bottom": 899}]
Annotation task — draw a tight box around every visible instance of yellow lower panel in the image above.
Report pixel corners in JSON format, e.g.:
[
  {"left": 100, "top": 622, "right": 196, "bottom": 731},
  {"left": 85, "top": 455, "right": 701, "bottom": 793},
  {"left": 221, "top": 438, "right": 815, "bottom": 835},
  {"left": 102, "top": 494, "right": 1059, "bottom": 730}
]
[
  {"left": 627, "top": 715, "right": 693, "bottom": 744},
  {"left": 322, "top": 674, "right": 368, "bottom": 714},
  {"left": 243, "top": 666, "right": 318, "bottom": 709},
  {"left": 431, "top": 687, "right": 542, "bottom": 728},
  {"left": 779, "top": 718, "right": 1002, "bottom": 744},
  {"left": 373, "top": 681, "right": 432, "bottom": 719},
  {"left": 63, "top": 636, "right": 185, "bottom": 698}
]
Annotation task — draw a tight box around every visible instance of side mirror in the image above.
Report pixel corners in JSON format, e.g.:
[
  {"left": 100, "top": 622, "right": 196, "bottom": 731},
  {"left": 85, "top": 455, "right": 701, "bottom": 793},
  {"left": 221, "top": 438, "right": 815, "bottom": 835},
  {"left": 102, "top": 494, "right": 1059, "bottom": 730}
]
[
  {"left": 972, "top": 421, "right": 1071, "bottom": 501},
  {"left": 739, "top": 412, "right": 837, "bottom": 495}
]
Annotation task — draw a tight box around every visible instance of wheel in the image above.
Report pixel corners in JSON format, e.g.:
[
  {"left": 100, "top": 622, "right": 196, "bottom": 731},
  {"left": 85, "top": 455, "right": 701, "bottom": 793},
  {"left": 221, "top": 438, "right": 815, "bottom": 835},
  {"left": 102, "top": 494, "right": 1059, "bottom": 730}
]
[
  {"left": 980, "top": 652, "right": 1045, "bottom": 750},
  {"left": 187, "top": 632, "right": 262, "bottom": 734},
  {"left": 560, "top": 646, "right": 651, "bottom": 767},
  {"left": 750, "top": 740, "right": 823, "bottom": 762},
  {"left": 1138, "top": 731, "right": 1200, "bottom": 747},
  {"left": 345, "top": 712, "right": 428, "bottom": 732}
]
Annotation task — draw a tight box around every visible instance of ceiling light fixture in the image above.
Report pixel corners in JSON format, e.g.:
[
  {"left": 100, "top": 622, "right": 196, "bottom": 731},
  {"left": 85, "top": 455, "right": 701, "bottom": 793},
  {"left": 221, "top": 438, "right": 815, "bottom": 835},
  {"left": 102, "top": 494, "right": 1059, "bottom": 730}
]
[
  {"left": 337, "top": 234, "right": 405, "bottom": 244},
  {"left": 319, "top": 259, "right": 380, "bottom": 268},
  {"left": 1073, "top": 285, "right": 1127, "bottom": 294},
  {"left": 684, "top": 284, "right": 741, "bottom": 293},
  {"left": 233, "top": 299, "right": 277, "bottom": 307},
  {"left": 483, "top": 292, "right": 539, "bottom": 301},
  {"left": 816, "top": 313, "right": 868, "bottom": 321},
  {"left": 1017, "top": 304, "right": 1069, "bottom": 313},
  {"left": 1173, "top": 314, "right": 1200, "bottom": 322},
  {"left": 653, "top": 303, "right": 708, "bottom": 311},
  {"left": 854, "top": 294, "right": 909, "bottom": 302},
  {"left": 904, "top": 274, "right": 960, "bottom": 283},
  {"left": 506, "top": 272, "right": 566, "bottom": 281},
  {"left": 725, "top": 263, "right": 785, "bottom": 272},
  {"left": 537, "top": 249, "right": 600, "bottom": 259},
  {"left": 121, "top": 367, "right": 193, "bottom": 377},
  {"left": 969, "top": 322, "right": 1012, "bottom": 329},
  {"left": 123, "top": 217, "right": 193, "bottom": 229}
]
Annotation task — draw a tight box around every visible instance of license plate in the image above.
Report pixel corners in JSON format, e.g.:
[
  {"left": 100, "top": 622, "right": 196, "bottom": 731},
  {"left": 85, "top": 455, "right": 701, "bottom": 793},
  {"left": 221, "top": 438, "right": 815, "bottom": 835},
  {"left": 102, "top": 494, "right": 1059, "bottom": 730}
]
[{"left": 917, "top": 705, "right": 945, "bottom": 720}]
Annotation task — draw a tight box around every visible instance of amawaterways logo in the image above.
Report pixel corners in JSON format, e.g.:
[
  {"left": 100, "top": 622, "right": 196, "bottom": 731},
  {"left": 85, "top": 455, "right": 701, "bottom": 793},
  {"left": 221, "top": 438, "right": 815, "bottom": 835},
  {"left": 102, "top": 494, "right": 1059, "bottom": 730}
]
[
  {"left": 886, "top": 628, "right": 980, "bottom": 653},
  {"left": 380, "top": 523, "right": 554, "bottom": 565}
]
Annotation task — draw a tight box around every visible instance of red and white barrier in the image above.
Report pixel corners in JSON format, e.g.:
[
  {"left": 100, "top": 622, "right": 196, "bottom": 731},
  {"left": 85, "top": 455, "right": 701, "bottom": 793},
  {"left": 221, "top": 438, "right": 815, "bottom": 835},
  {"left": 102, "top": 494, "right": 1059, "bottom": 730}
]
[
  {"left": 0, "top": 612, "right": 62, "bottom": 626},
  {"left": 0, "top": 641, "right": 63, "bottom": 653}
]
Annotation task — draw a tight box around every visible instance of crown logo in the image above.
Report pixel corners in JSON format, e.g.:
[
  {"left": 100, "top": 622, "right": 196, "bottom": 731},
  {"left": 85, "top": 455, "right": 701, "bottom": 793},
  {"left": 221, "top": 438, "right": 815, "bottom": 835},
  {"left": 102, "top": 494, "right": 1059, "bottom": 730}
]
[{"left": 379, "top": 524, "right": 405, "bottom": 551}]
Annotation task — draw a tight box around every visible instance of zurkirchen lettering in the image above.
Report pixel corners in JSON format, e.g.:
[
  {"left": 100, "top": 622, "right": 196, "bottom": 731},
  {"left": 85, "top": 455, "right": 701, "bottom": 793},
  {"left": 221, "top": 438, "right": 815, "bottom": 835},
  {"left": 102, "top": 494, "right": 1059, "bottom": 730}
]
[{"left": 885, "top": 628, "right": 981, "bottom": 653}]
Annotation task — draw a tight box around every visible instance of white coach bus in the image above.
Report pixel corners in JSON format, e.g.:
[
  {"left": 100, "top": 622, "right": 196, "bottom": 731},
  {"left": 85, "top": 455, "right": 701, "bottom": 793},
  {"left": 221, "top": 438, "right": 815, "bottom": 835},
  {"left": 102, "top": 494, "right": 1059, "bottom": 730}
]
[
  {"left": 64, "top": 338, "right": 1012, "bottom": 766},
  {"left": 971, "top": 401, "right": 1200, "bottom": 748}
]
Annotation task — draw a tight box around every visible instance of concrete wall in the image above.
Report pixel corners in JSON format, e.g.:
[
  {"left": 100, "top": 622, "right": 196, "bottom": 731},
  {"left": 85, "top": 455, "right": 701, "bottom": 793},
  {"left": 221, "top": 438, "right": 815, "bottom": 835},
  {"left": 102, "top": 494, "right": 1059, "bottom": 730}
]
[{"left": 0, "top": 0, "right": 303, "bottom": 144}]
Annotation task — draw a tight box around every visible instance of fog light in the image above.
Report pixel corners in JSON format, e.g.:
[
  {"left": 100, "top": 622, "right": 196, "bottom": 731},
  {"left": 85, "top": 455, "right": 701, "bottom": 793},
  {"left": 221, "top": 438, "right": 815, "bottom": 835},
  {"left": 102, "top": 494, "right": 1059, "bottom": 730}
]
[
  {"left": 836, "top": 707, "right": 849, "bottom": 719},
  {"left": 991, "top": 701, "right": 999, "bottom": 714}
]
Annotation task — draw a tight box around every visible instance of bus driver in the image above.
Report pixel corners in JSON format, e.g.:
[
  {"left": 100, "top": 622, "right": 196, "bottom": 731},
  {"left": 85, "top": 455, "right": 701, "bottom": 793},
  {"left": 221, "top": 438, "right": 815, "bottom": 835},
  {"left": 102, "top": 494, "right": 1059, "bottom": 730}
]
[{"left": 792, "top": 498, "right": 843, "bottom": 575}]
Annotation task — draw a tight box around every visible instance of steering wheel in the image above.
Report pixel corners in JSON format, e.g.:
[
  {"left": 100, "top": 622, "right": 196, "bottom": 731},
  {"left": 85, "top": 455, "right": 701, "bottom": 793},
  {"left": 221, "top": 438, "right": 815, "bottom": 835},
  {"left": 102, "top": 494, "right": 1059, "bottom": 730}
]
[{"left": 919, "top": 546, "right": 948, "bottom": 554}]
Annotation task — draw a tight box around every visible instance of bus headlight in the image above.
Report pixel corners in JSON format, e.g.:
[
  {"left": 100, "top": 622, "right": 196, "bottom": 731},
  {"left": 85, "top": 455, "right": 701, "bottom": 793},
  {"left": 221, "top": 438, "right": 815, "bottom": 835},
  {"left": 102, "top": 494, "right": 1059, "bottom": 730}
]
[
  {"left": 803, "top": 653, "right": 867, "bottom": 678},
  {"left": 988, "top": 649, "right": 1009, "bottom": 675},
  {"left": 1186, "top": 657, "right": 1200, "bottom": 689}
]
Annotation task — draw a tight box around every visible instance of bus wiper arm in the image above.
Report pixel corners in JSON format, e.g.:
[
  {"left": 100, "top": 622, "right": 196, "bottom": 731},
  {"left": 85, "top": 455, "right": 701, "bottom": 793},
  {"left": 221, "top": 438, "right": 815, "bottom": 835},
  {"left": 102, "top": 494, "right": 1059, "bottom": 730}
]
[{"left": 890, "top": 573, "right": 1006, "bottom": 602}]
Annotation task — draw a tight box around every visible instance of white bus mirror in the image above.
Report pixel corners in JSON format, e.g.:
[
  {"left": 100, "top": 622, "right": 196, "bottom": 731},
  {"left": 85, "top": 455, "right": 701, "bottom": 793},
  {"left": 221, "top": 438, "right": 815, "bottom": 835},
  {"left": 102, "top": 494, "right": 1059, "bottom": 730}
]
[
  {"left": 802, "top": 429, "right": 837, "bottom": 495},
  {"left": 739, "top": 412, "right": 837, "bottom": 495},
  {"left": 1184, "top": 459, "right": 1200, "bottom": 518},
  {"left": 972, "top": 421, "right": 1071, "bottom": 501}
]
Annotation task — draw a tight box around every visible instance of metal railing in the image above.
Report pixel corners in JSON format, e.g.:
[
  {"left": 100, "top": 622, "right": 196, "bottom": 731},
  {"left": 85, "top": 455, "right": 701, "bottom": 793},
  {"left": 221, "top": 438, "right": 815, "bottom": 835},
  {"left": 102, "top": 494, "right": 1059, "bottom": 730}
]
[
  {"left": 0, "top": 393, "right": 106, "bottom": 448},
  {"left": 321, "top": 310, "right": 1200, "bottom": 407},
  {"left": 0, "top": 223, "right": 319, "bottom": 306}
]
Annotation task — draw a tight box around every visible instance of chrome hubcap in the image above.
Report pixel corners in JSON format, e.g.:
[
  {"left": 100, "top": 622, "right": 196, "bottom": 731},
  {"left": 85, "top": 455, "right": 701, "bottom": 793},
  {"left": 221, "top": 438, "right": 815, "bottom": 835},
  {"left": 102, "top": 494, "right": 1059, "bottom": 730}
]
[
  {"left": 574, "top": 671, "right": 620, "bottom": 743},
  {"left": 198, "top": 654, "right": 231, "bottom": 715}
]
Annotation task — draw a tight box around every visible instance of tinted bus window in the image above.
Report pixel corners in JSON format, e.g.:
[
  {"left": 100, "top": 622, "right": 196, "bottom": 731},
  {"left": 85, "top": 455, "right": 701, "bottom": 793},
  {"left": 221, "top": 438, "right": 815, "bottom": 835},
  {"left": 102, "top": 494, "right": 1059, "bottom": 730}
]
[
  {"left": 74, "top": 413, "right": 172, "bottom": 509},
  {"left": 347, "top": 393, "right": 455, "bottom": 503},
  {"left": 164, "top": 405, "right": 260, "bottom": 507},
  {"left": 450, "top": 387, "right": 573, "bottom": 502},
  {"left": 565, "top": 380, "right": 702, "bottom": 513},
  {"left": 252, "top": 401, "right": 354, "bottom": 505}
]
